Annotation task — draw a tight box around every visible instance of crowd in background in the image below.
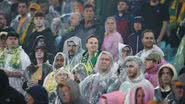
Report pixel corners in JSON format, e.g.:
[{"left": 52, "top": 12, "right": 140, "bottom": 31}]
[{"left": 0, "top": 0, "right": 185, "bottom": 104}]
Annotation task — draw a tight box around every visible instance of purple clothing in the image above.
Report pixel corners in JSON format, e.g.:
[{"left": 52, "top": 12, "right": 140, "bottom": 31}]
[
  {"left": 102, "top": 32, "right": 123, "bottom": 61},
  {"left": 145, "top": 65, "right": 159, "bottom": 87}
]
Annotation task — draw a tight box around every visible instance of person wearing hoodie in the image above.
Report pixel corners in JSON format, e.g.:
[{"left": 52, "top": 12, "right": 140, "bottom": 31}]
[
  {"left": 24, "top": 36, "right": 52, "bottom": 89},
  {"left": 99, "top": 91, "right": 126, "bottom": 104},
  {"left": 0, "top": 69, "right": 26, "bottom": 104},
  {"left": 80, "top": 51, "right": 117, "bottom": 104},
  {"left": 101, "top": 16, "right": 123, "bottom": 61},
  {"left": 144, "top": 51, "right": 162, "bottom": 87},
  {"left": 127, "top": 16, "right": 144, "bottom": 55},
  {"left": 72, "top": 63, "right": 88, "bottom": 83},
  {"left": 119, "top": 56, "right": 154, "bottom": 100},
  {"left": 43, "top": 52, "right": 67, "bottom": 93},
  {"left": 115, "top": 42, "right": 133, "bottom": 74},
  {"left": 49, "top": 79, "right": 88, "bottom": 104},
  {"left": 154, "top": 64, "right": 177, "bottom": 102},
  {"left": 63, "top": 36, "right": 84, "bottom": 70},
  {"left": 26, "top": 85, "right": 48, "bottom": 104},
  {"left": 128, "top": 84, "right": 154, "bottom": 104}
]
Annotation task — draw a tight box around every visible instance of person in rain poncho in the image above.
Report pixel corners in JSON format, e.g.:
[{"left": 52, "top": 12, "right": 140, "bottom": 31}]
[
  {"left": 72, "top": 63, "right": 88, "bottom": 83},
  {"left": 119, "top": 56, "right": 154, "bottom": 103},
  {"left": 49, "top": 79, "right": 88, "bottom": 104},
  {"left": 154, "top": 64, "right": 177, "bottom": 102},
  {"left": 99, "top": 91, "right": 126, "bottom": 104},
  {"left": 107, "top": 43, "right": 133, "bottom": 92},
  {"left": 3, "top": 31, "right": 31, "bottom": 94},
  {"left": 43, "top": 52, "right": 67, "bottom": 93},
  {"left": 79, "top": 51, "right": 117, "bottom": 104},
  {"left": 128, "top": 84, "right": 154, "bottom": 104},
  {"left": 115, "top": 42, "right": 133, "bottom": 74},
  {"left": 136, "top": 29, "right": 164, "bottom": 62},
  {"left": 63, "top": 36, "right": 84, "bottom": 71},
  {"left": 101, "top": 17, "right": 123, "bottom": 61}
]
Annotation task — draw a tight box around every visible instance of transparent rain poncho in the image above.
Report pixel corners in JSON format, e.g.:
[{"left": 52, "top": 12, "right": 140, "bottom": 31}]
[
  {"left": 72, "top": 63, "right": 88, "bottom": 83},
  {"left": 79, "top": 51, "right": 117, "bottom": 104},
  {"left": 63, "top": 36, "right": 84, "bottom": 70}
]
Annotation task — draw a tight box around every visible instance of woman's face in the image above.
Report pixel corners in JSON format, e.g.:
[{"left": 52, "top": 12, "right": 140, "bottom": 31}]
[
  {"left": 106, "top": 18, "right": 115, "bottom": 32},
  {"left": 56, "top": 72, "right": 69, "bottom": 84},
  {"left": 136, "top": 88, "right": 145, "bottom": 104}
]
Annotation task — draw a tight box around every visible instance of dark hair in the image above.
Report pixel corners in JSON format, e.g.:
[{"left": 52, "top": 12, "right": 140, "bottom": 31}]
[
  {"left": 117, "top": 0, "right": 129, "bottom": 5},
  {"left": 159, "top": 67, "right": 174, "bottom": 79},
  {"left": 18, "top": 0, "right": 29, "bottom": 6},
  {"left": 141, "top": 29, "right": 154, "bottom": 39},
  {"left": 34, "top": 11, "right": 45, "bottom": 17},
  {"left": 86, "top": 35, "right": 99, "bottom": 43},
  {"left": 83, "top": 4, "right": 94, "bottom": 11}
]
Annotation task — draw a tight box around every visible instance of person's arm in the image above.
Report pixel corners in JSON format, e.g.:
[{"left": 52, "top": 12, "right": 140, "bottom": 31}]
[
  {"left": 5, "top": 70, "right": 24, "bottom": 77},
  {"left": 157, "top": 21, "right": 168, "bottom": 43}
]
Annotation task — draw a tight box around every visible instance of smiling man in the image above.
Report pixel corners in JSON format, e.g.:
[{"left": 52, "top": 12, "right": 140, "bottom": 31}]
[
  {"left": 136, "top": 29, "right": 164, "bottom": 62},
  {"left": 81, "top": 35, "right": 101, "bottom": 75}
]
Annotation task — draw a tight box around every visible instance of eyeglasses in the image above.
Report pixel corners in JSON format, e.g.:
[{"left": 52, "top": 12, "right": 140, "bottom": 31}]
[{"left": 67, "top": 41, "right": 77, "bottom": 48}]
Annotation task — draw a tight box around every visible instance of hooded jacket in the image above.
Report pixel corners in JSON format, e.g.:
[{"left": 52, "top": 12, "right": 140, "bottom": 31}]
[
  {"left": 154, "top": 64, "right": 177, "bottom": 102},
  {"left": 63, "top": 36, "right": 84, "bottom": 70},
  {"left": 43, "top": 52, "right": 67, "bottom": 93},
  {"left": 79, "top": 51, "right": 117, "bottom": 104}
]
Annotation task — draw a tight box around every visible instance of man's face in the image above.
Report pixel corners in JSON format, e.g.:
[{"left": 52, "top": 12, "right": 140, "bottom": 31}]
[
  {"left": 134, "top": 22, "right": 142, "bottom": 31},
  {"left": 70, "top": 14, "right": 80, "bottom": 27},
  {"left": 59, "top": 86, "right": 72, "bottom": 104},
  {"left": 86, "top": 37, "right": 98, "bottom": 53},
  {"left": 40, "top": 3, "right": 49, "bottom": 14},
  {"left": 142, "top": 32, "right": 155, "bottom": 49},
  {"left": 54, "top": 54, "right": 65, "bottom": 69},
  {"left": 126, "top": 61, "right": 139, "bottom": 79},
  {"left": 6, "top": 36, "right": 18, "bottom": 48},
  {"left": 161, "top": 68, "right": 173, "bottom": 85},
  {"left": 106, "top": 19, "right": 115, "bottom": 32},
  {"left": 98, "top": 53, "right": 112, "bottom": 73},
  {"left": 35, "top": 48, "right": 44, "bottom": 59},
  {"left": 174, "top": 85, "right": 184, "bottom": 99},
  {"left": 67, "top": 41, "right": 78, "bottom": 56},
  {"left": 34, "top": 17, "right": 45, "bottom": 28},
  {"left": 0, "top": 15, "right": 6, "bottom": 29},
  {"left": 18, "top": 3, "right": 28, "bottom": 16},
  {"left": 117, "top": 1, "right": 128, "bottom": 12},
  {"left": 83, "top": 7, "right": 94, "bottom": 21}
]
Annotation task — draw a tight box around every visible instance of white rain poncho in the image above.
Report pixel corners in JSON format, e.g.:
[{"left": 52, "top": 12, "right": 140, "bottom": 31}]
[
  {"left": 63, "top": 36, "right": 84, "bottom": 70},
  {"left": 119, "top": 56, "right": 154, "bottom": 93},
  {"left": 4, "top": 46, "right": 31, "bottom": 94},
  {"left": 136, "top": 44, "right": 164, "bottom": 62},
  {"left": 72, "top": 63, "right": 88, "bottom": 83},
  {"left": 79, "top": 51, "right": 117, "bottom": 104}
]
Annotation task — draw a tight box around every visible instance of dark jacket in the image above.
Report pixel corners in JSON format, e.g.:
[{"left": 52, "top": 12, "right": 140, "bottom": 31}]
[{"left": 0, "top": 70, "right": 26, "bottom": 104}]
